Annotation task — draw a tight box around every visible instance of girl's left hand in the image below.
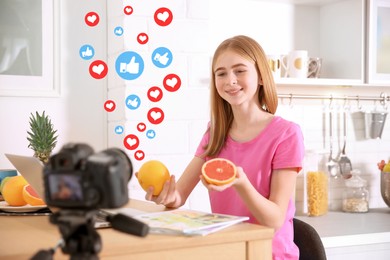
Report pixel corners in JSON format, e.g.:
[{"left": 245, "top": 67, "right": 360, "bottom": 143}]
[{"left": 200, "top": 166, "right": 247, "bottom": 192}]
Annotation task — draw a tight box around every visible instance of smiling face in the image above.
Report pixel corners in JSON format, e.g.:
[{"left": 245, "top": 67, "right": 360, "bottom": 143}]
[{"left": 213, "top": 50, "right": 262, "bottom": 108}]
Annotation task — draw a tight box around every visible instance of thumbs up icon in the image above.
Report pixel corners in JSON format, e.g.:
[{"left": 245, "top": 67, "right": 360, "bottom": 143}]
[{"left": 120, "top": 56, "right": 139, "bottom": 74}]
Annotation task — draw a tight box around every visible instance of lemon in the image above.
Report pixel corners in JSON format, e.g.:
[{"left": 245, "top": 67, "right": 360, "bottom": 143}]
[{"left": 383, "top": 161, "right": 390, "bottom": 173}]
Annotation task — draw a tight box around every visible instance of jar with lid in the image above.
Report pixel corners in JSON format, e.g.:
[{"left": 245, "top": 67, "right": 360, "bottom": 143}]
[
  {"left": 342, "top": 170, "right": 369, "bottom": 213},
  {"left": 305, "top": 150, "right": 329, "bottom": 216}
]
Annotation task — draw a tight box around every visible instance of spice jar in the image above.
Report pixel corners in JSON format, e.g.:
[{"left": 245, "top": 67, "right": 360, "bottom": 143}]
[
  {"left": 342, "top": 170, "right": 369, "bottom": 213},
  {"left": 305, "top": 150, "right": 328, "bottom": 216}
]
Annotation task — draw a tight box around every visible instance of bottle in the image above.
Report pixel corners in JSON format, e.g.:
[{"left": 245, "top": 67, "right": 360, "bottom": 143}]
[{"left": 342, "top": 170, "right": 369, "bottom": 213}]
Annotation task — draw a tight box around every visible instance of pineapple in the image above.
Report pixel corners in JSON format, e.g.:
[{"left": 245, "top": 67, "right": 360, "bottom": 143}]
[{"left": 27, "top": 111, "right": 58, "bottom": 164}]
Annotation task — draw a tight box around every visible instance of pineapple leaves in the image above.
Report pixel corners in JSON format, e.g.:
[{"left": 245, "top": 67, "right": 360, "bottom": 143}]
[{"left": 27, "top": 111, "right": 58, "bottom": 163}]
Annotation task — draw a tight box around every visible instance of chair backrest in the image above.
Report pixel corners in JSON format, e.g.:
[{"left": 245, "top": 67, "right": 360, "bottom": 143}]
[{"left": 293, "top": 218, "right": 327, "bottom": 260}]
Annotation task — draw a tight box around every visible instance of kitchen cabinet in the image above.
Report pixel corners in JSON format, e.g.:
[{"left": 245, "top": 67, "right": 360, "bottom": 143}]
[{"left": 210, "top": 0, "right": 389, "bottom": 87}]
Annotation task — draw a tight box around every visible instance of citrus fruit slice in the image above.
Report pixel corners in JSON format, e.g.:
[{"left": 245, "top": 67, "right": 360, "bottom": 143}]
[
  {"left": 202, "top": 158, "right": 237, "bottom": 186},
  {"left": 138, "top": 160, "right": 170, "bottom": 196},
  {"left": 2, "top": 176, "right": 28, "bottom": 206},
  {"left": 22, "top": 184, "right": 46, "bottom": 206}
]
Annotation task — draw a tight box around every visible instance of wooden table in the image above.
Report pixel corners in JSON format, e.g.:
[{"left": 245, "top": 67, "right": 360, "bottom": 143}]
[{"left": 0, "top": 200, "right": 274, "bottom": 260}]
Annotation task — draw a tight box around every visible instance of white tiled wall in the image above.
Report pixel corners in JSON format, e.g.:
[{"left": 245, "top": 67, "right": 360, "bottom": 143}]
[{"left": 107, "top": 0, "right": 390, "bottom": 213}]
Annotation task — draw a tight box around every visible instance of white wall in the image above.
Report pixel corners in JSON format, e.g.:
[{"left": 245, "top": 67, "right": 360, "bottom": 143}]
[{"left": 0, "top": 0, "right": 107, "bottom": 166}]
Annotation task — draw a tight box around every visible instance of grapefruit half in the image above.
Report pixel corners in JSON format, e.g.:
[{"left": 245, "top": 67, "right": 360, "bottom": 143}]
[
  {"left": 202, "top": 158, "right": 237, "bottom": 186},
  {"left": 23, "top": 184, "right": 46, "bottom": 206}
]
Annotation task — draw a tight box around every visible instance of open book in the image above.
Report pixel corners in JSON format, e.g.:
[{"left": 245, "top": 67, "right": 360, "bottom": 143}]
[{"left": 132, "top": 209, "right": 249, "bottom": 236}]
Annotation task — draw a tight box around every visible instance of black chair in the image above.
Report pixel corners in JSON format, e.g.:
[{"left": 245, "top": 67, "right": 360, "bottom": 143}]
[{"left": 293, "top": 218, "right": 327, "bottom": 260}]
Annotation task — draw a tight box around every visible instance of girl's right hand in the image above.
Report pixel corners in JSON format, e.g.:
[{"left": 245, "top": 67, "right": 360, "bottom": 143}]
[{"left": 145, "top": 175, "right": 178, "bottom": 207}]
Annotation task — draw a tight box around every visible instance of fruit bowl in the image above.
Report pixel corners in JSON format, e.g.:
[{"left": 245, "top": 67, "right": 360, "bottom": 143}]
[{"left": 381, "top": 172, "right": 390, "bottom": 208}]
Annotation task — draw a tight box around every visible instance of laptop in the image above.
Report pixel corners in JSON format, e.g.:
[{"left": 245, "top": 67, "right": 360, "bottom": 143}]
[{"left": 4, "top": 153, "right": 145, "bottom": 228}]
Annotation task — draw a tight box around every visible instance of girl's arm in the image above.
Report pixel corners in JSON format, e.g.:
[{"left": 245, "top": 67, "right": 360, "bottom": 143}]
[
  {"left": 238, "top": 168, "right": 297, "bottom": 229},
  {"left": 145, "top": 156, "right": 205, "bottom": 208}
]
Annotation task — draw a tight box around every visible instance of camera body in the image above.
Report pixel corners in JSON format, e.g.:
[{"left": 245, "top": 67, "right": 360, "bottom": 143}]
[{"left": 43, "top": 143, "right": 132, "bottom": 209}]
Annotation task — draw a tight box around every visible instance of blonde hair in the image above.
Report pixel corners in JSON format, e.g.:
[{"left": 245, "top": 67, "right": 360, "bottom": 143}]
[{"left": 203, "top": 35, "right": 278, "bottom": 157}]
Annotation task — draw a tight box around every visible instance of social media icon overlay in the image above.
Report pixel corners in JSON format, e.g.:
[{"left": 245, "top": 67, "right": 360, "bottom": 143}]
[
  {"left": 146, "top": 129, "right": 156, "bottom": 139},
  {"left": 85, "top": 12, "right": 100, "bottom": 27},
  {"left": 137, "top": 33, "right": 149, "bottom": 44},
  {"left": 115, "top": 126, "right": 124, "bottom": 134},
  {"left": 154, "top": 7, "right": 173, "bottom": 26},
  {"left": 79, "top": 44, "right": 95, "bottom": 60},
  {"left": 104, "top": 100, "right": 116, "bottom": 112},
  {"left": 89, "top": 60, "right": 108, "bottom": 79},
  {"left": 124, "top": 6, "right": 133, "bottom": 15},
  {"left": 152, "top": 47, "right": 173, "bottom": 68},
  {"left": 115, "top": 51, "right": 144, "bottom": 80},
  {"left": 114, "top": 26, "right": 124, "bottom": 36},
  {"left": 126, "top": 94, "right": 141, "bottom": 110},
  {"left": 163, "top": 73, "right": 181, "bottom": 92},
  {"left": 147, "top": 107, "right": 164, "bottom": 125},
  {"left": 147, "top": 86, "right": 163, "bottom": 102},
  {"left": 134, "top": 150, "right": 145, "bottom": 161},
  {"left": 123, "top": 134, "right": 139, "bottom": 150},
  {"left": 137, "top": 122, "right": 146, "bottom": 132}
]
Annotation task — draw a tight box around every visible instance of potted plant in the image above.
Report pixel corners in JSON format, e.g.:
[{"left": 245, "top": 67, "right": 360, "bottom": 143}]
[{"left": 27, "top": 111, "right": 58, "bottom": 164}]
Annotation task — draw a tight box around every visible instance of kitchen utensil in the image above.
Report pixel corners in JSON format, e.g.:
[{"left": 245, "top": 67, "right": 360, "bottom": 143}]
[
  {"left": 327, "top": 108, "right": 340, "bottom": 178},
  {"left": 338, "top": 109, "right": 352, "bottom": 178},
  {"left": 365, "top": 111, "right": 388, "bottom": 139}
]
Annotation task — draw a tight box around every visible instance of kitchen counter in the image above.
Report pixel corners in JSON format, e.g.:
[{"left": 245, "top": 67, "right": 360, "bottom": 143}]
[{"left": 296, "top": 208, "right": 390, "bottom": 259}]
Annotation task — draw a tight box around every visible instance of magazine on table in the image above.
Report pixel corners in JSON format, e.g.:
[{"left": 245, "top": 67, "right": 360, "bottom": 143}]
[{"left": 132, "top": 209, "right": 249, "bottom": 236}]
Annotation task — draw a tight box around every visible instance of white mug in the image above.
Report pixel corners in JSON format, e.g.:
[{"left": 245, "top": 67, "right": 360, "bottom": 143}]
[
  {"left": 281, "top": 50, "right": 308, "bottom": 78},
  {"left": 267, "top": 55, "right": 281, "bottom": 79}
]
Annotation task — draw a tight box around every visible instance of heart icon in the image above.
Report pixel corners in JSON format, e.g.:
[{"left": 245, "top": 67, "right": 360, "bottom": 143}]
[
  {"left": 85, "top": 12, "right": 100, "bottom": 26},
  {"left": 87, "top": 15, "right": 97, "bottom": 23},
  {"left": 154, "top": 7, "right": 173, "bottom": 26},
  {"left": 89, "top": 60, "right": 108, "bottom": 79},
  {"left": 147, "top": 107, "right": 164, "bottom": 125},
  {"left": 137, "top": 122, "right": 146, "bottom": 132},
  {"left": 123, "top": 134, "right": 139, "bottom": 150},
  {"left": 134, "top": 150, "right": 145, "bottom": 161},
  {"left": 137, "top": 33, "right": 148, "bottom": 44},
  {"left": 124, "top": 6, "right": 133, "bottom": 15},
  {"left": 163, "top": 73, "right": 181, "bottom": 92},
  {"left": 147, "top": 86, "right": 163, "bottom": 102},
  {"left": 157, "top": 11, "right": 169, "bottom": 22},
  {"left": 92, "top": 64, "right": 104, "bottom": 75},
  {"left": 104, "top": 100, "right": 116, "bottom": 112},
  {"left": 166, "top": 78, "right": 177, "bottom": 88}
]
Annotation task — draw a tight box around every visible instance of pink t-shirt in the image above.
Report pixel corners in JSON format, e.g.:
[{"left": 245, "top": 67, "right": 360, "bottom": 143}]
[{"left": 195, "top": 116, "right": 304, "bottom": 260}]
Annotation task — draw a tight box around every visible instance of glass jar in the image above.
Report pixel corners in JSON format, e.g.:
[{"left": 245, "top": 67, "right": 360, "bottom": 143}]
[
  {"left": 342, "top": 170, "right": 369, "bottom": 213},
  {"left": 305, "top": 150, "right": 328, "bottom": 216}
]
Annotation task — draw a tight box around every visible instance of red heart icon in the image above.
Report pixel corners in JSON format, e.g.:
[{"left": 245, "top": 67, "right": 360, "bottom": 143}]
[
  {"left": 134, "top": 150, "right": 145, "bottom": 161},
  {"left": 137, "top": 122, "right": 146, "bottom": 132},
  {"left": 154, "top": 7, "right": 173, "bottom": 27},
  {"left": 89, "top": 60, "right": 108, "bottom": 79},
  {"left": 137, "top": 33, "right": 149, "bottom": 45},
  {"left": 123, "top": 134, "right": 139, "bottom": 150},
  {"left": 85, "top": 12, "right": 100, "bottom": 27},
  {"left": 147, "top": 86, "right": 163, "bottom": 102},
  {"left": 163, "top": 73, "right": 181, "bottom": 92},
  {"left": 104, "top": 100, "right": 116, "bottom": 112},
  {"left": 124, "top": 6, "right": 133, "bottom": 15},
  {"left": 147, "top": 107, "right": 164, "bottom": 125}
]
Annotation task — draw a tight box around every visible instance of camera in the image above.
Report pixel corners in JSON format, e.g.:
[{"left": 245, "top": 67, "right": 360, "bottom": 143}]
[{"left": 43, "top": 143, "right": 132, "bottom": 209}]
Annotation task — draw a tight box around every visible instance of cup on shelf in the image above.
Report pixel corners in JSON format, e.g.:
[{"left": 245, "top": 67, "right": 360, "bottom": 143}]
[
  {"left": 267, "top": 55, "right": 281, "bottom": 79},
  {"left": 308, "top": 57, "right": 322, "bottom": 78},
  {"left": 365, "top": 111, "right": 387, "bottom": 139},
  {"left": 281, "top": 50, "right": 308, "bottom": 78}
]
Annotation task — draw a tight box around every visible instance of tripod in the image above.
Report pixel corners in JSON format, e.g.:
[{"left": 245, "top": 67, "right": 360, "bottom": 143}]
[{"left": 31, "top": 209, "right": 149, "bottom": 260}]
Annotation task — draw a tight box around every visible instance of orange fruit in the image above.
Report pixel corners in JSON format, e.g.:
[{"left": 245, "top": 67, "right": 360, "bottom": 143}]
[
  {"left": 202, "top": 158, "right": 237, "bottom": 186},
  {"left": 23, "top": 184, "right": 45, "bottom": 206},
  {"left": 0, "top": 176, "right": 12, "bottom": 193},
  {"left": 2, "top": 176, "right": 28, "bottom": 206},
  {"left": 137, "top": 160, "right": 170, "bottom": 196}
]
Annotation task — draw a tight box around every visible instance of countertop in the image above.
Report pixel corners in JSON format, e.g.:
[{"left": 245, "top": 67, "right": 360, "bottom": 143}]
[{"left": 296, "top": 208, "right": 390, "bottom": 248}]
